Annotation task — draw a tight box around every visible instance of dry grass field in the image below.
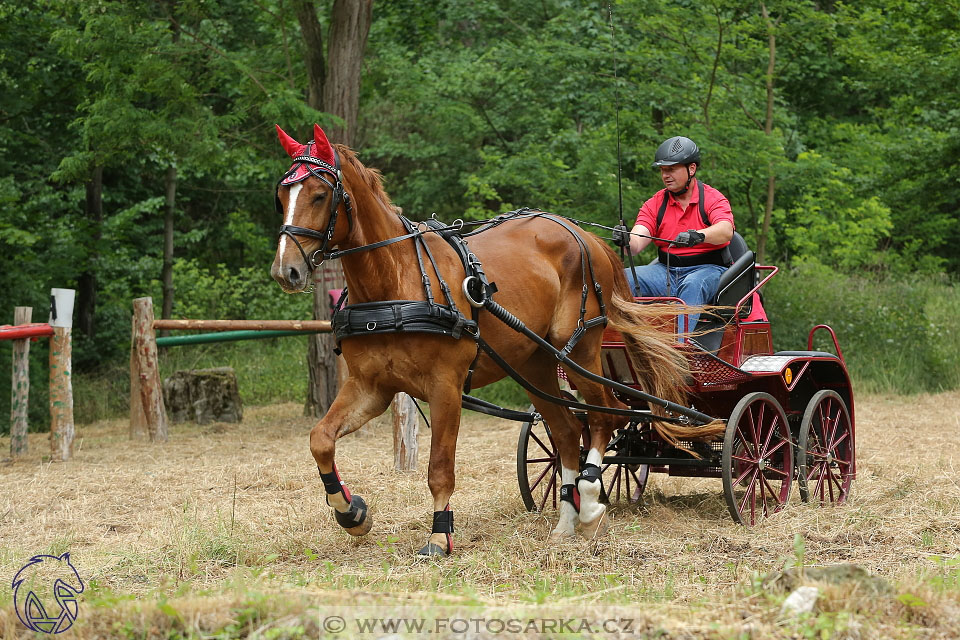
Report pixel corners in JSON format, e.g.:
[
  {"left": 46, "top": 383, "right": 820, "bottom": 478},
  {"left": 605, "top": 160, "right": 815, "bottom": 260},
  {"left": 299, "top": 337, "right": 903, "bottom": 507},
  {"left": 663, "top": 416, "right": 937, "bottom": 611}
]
[{"left": 1, "top": 391, "right": 959, "bottom": 638}]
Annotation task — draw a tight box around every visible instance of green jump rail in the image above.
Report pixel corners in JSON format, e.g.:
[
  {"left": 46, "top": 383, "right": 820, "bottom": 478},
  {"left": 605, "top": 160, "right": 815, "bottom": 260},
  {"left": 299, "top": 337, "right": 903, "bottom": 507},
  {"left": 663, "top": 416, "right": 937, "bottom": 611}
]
[
  {"left": 155, "top": 329, "right": 325, "bottom": 347},
  {"left": 150, "top": 319, "right": 333, "bottom": 348}
]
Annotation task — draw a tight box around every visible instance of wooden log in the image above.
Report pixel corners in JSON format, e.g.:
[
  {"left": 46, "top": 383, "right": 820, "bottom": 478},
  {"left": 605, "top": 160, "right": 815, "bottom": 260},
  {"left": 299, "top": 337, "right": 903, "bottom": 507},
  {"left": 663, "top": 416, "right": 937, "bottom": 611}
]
[
  {"left": 392, "top": 392, "right": 419, "bottom": 471},
  {"left": 152, "top": 319, "right": 331, "bottom": 332},
  {"left": 131, "top": 297, "right": 168, "bottom": 442},
  {"left": 129, "top": 311, "right": 148, "bottom": 440},
  {"left": 48, "top": 289, "right": 75, "bottom": 462},
  {"left": 10, "top": 307, "right": 31, "bottom": 458}
]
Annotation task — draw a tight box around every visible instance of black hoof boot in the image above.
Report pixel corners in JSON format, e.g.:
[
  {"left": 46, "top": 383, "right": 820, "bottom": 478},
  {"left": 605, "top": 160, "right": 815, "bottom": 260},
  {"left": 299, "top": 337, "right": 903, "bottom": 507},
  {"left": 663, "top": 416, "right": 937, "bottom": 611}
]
[
  {"left": 416, "top": 508, "right": 453, "bottom": 558},
  {"left": 334, "top": 495, "right": 372, "bottom": 536}
]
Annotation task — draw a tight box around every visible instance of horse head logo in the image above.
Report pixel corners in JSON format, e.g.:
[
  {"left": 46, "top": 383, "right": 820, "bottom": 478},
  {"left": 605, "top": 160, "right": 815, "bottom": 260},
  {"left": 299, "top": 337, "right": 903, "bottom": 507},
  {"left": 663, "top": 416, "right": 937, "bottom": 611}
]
[{"left": 12, "top": 553, "right": 84, "bottom": 634}]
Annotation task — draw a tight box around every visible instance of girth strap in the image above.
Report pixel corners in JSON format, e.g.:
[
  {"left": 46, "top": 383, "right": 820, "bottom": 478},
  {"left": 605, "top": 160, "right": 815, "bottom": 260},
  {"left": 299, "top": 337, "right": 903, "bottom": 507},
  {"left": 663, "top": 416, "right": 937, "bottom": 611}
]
[{"left": 334, "top": 300, "right": 477, "bottom": 342}]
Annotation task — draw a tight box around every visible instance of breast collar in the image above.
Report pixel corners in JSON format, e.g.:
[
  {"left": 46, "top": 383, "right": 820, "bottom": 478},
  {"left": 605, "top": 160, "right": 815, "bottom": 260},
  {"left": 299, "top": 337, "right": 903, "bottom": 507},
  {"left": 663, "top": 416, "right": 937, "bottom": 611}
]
[{"left": 275, "top": 142, "right": 353, "bottom": 271}]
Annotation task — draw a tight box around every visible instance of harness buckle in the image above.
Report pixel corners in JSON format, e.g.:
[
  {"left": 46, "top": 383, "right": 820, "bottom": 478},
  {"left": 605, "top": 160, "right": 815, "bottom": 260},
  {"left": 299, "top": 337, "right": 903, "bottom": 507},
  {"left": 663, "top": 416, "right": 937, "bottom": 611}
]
[
  {"left": 366, "top": 321, "right": 377, "bottom": 331},
  {"left": 310, "top": 250, "right": 325, "bottom": 269}
]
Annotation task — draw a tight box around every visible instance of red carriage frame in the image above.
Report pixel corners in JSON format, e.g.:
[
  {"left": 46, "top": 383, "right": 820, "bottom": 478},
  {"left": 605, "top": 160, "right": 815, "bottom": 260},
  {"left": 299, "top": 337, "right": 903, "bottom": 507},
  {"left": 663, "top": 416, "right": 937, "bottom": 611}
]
[{"left": 518, "top": 252, "right": 857, "bottom": 525}]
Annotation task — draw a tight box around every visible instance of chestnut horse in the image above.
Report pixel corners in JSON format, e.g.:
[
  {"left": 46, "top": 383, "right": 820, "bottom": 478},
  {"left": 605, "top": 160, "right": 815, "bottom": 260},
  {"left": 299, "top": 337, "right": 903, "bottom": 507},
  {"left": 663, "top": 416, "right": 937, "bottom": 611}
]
[{"left": 271, "top": 124, "right": 711, "bottom": 557}]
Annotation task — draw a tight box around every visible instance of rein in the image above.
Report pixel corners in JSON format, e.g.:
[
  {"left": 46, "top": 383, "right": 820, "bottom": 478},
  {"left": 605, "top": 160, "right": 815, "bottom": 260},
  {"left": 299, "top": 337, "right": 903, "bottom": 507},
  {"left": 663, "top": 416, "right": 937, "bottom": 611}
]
[{"left": 275, "top": 171, "right": 715, "bottom": 426}]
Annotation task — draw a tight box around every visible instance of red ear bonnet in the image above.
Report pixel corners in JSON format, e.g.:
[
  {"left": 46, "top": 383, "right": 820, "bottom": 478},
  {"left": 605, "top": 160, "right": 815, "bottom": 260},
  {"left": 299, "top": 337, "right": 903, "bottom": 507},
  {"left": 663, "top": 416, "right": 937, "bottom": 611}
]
[
  {"left": 276, "top": 125, "right": 306, "bottom": 158},
  {"left": 276, "top": 124, "right": 338, "bottom": 186}
]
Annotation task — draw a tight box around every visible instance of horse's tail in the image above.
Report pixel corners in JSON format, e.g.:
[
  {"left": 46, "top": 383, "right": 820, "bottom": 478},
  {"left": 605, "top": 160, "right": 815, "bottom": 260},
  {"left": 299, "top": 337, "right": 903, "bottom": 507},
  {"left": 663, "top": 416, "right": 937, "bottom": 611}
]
[{"left": 599, "top": 242, "right": 726, "bottom": 443}]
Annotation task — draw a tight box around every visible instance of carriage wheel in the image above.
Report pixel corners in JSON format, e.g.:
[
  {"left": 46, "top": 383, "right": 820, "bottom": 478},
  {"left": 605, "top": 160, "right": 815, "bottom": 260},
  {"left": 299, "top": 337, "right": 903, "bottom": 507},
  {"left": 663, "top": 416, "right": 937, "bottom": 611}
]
[
  {"left": 722, "top": 392, "right": 793, "bottom": 525},
  {"left": 600, "top": 454, "right": 648, "bottom": 505},
  {"left": 797, "top": 390, "right": 854, "bottom": 504},
  {"left": 517, "top": 406, "right": 561, "bottom": 512}
]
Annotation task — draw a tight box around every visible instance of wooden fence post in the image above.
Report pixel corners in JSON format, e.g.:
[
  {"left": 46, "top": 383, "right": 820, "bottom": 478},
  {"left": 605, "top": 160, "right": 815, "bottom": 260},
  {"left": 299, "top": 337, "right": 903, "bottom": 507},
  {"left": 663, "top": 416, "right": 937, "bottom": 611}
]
[
  {"left": 130, "top": 297, "right": 168, "bottom": 442},
  {"left": 10, "top": 306, "right": 32, "bottom": 458},
  {"left": 392, "top": 393, "right": 419, "bottom": 471},
  {"left": 49, "top": 289, "right": 75, "bottom": 462}
]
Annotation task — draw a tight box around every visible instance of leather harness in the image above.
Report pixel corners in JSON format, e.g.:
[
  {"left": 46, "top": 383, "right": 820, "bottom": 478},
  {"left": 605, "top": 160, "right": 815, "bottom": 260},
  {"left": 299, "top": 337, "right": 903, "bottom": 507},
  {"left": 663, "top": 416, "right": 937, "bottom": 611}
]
[{"left": 276, "top": 155, "right": 717, "bottom": 428}]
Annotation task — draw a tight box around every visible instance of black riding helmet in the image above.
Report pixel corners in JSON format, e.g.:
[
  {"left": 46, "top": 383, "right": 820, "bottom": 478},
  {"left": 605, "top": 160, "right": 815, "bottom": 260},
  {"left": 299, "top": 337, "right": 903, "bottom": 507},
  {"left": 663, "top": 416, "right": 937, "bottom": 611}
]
[
  {"left": 651, "top": 136, "right": 700, "bottom": 168},
  {"left": 652, "top": 136, "right": 700, "bottom": 195}
]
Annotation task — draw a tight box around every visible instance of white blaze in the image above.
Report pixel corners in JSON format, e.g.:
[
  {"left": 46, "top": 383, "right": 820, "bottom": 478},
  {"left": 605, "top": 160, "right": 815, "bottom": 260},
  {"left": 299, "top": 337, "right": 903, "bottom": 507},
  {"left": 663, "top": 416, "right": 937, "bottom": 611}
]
[{"left": 278, "top": 183, "right": 303, "bottom": 271}]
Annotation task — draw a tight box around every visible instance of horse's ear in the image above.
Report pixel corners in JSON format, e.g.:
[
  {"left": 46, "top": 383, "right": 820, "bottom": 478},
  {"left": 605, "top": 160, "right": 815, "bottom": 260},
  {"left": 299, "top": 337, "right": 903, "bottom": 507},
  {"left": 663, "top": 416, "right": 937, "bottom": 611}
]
[
  {"left": 312, "top": 124, "right": 336, "bottom": 167},
  {"left": 276, "top": 124, "right": 306, "bottom": 159}
]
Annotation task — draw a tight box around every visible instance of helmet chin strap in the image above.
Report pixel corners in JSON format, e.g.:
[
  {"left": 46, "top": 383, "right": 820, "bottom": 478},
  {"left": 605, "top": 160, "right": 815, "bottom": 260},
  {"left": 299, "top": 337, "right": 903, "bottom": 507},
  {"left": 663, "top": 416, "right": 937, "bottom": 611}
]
[{"left": 669, "top": 165, "right": 694, "bottom": 197}]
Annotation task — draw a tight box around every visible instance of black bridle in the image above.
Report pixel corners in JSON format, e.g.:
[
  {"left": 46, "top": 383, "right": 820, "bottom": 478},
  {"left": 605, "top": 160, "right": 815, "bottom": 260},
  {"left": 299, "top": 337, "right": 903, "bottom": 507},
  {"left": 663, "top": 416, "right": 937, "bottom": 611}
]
[{"left": 276, "top": 147, "right": 353, "bottom": 271}]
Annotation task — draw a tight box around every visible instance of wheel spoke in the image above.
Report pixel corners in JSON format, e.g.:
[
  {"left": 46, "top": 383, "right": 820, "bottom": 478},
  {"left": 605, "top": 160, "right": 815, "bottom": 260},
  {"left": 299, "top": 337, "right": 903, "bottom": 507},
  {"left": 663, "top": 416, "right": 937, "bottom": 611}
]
[
  {"left": 764, "top": 466, "right": 790, "bottom": 478},
  {"left": 736, "top": 426, "right": 758, "bottom": 459},
  {"left": 761, "top": 474, "right": 784, "bottom": 505},
  {"left": 529, "top": 461, "right": 555, "bottom": 492},
  {"left": 529, "top": 431, "right": 554, "bottom": 457},
  {"left": 734, "top": 461, "right": 756, "bottom": 486},
  {"left": 537, "top": 471, "right": 557, "bottom": 512},
  {"left": 760, "top": 414, "right": 779, "bottom": 454},
  {"left": 739, "top": 468, "right": 759, "bottom": 514},
  {"left": 828, "top": 431, "right": 850, "bottom": 452},
  {"left": 526, "top": 457, "right": 554, "bottom": 464},
  {"left": 765, "top": 438, "right": 788, "bottom": 458}
]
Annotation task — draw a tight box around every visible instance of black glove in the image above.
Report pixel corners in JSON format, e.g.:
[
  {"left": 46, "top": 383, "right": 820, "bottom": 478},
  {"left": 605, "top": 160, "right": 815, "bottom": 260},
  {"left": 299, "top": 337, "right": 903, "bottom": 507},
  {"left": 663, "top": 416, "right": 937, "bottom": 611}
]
[
  {"left": 673, "top": 229, "right": 705, "bottom": 248},
  {"left": 612, "top": 224, "right": 630, "bottom": 247}
]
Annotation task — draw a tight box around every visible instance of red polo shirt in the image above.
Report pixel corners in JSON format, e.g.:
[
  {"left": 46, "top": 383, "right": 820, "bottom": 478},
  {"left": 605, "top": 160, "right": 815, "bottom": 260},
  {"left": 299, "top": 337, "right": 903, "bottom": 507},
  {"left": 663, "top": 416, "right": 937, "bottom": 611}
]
[{"left": 634, "top": 179, "right": 734, "bottom": 256}]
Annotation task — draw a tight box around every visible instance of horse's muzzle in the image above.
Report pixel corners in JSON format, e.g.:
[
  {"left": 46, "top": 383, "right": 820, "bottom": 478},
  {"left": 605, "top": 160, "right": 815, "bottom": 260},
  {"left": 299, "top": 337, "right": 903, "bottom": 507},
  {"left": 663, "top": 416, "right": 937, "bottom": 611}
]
[{"left": 271, "top": 258, "right": 309, "bottom": 293}]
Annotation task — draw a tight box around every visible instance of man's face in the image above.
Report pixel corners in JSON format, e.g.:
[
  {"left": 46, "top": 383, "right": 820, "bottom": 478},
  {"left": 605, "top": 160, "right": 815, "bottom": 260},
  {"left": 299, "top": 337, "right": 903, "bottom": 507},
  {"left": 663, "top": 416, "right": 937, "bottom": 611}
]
[{"left": 659, "top": 163, "right": 694, "bottom": 192}]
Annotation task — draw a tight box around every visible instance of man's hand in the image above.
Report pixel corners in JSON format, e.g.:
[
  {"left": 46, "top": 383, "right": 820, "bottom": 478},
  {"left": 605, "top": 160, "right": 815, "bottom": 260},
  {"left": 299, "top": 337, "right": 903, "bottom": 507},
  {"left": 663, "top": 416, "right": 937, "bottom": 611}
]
[
  {"left": 673, "top": 229, "right": 705, "bottom": 248},
  {"left": 612, "top": 224, "right": 631, "bottom": 248}
]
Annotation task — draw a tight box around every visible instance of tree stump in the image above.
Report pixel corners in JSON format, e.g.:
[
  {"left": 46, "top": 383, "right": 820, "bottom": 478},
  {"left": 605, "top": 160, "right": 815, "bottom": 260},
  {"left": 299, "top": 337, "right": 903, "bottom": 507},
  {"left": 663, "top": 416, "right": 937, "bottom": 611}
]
[{"left": 163, "top": 367, "right": 243, "bottom": 424}]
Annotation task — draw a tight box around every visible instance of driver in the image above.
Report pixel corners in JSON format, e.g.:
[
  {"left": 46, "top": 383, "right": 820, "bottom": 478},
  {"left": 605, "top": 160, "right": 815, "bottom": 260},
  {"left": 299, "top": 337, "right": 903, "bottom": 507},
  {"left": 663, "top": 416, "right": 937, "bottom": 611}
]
[{"left": 612, "top": 136, "right": 734, "bottom": 339}]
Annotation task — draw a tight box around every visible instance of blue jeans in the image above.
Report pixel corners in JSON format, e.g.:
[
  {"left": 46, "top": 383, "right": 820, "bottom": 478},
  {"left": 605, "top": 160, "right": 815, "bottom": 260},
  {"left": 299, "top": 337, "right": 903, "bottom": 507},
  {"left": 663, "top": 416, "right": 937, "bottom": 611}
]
[{"left": 624, "top": 262, "right": 725, "bottom": 338}]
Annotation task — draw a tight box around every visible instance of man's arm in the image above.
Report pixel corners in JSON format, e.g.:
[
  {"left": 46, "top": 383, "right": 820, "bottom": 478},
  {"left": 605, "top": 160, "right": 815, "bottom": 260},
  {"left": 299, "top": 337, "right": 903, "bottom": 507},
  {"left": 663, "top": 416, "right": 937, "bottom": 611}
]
[
  {"left": 627, "top": 223, "right": 654, "bottom": 255},
  {"left": 700, "top": 220, "right": 733, "bottom": 245}
]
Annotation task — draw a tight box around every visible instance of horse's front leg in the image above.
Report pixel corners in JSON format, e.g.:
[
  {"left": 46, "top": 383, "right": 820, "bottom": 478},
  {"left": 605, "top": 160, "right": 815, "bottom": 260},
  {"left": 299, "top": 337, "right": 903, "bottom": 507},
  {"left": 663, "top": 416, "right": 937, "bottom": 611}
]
[
  {"left": 310, "top": 378, "right": 392, "bottom": 537},
  {"left": 417, "top": 391, "right": 463, "bottom": 558}
]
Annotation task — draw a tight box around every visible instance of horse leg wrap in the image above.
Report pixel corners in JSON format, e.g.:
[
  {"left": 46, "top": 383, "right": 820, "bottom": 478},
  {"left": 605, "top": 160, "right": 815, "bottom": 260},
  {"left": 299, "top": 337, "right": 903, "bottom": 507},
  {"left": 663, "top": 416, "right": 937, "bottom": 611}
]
[
  {"left": 417, "top": 507, "right": 453, "bottom": 557},
  {"left": 576, "top": 463, "right": 606, "bottom": 531},
  {"left": 319, "top": 467, "right": 352, "bottom": 506},
  {"left": 559, "top": 484, "right": 580, "bottom": 513}
]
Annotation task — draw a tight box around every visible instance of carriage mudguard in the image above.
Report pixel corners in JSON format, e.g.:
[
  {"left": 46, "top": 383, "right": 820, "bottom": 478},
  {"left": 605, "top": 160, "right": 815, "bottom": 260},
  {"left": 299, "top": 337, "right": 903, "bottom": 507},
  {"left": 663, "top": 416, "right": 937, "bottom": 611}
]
[{"left": 739, "top": 351, "right": 853, "bottom": 409}]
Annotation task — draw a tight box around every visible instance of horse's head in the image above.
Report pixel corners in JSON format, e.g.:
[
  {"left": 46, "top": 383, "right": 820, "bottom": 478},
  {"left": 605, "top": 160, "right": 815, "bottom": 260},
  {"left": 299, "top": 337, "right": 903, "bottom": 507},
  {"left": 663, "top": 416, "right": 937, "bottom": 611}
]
[{"left": 271, "top": 124, "right": 353, "bottom": 292}]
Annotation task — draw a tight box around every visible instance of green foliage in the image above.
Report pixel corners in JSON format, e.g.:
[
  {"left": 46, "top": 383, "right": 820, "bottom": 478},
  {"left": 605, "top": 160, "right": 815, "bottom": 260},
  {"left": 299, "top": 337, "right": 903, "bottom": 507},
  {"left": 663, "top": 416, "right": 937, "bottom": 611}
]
[
  {"left": 1, "top": 0, "right": 959, "bottom": 429},
  {"left": 765, "top": 264, "right": 960, "bottom": 394}
]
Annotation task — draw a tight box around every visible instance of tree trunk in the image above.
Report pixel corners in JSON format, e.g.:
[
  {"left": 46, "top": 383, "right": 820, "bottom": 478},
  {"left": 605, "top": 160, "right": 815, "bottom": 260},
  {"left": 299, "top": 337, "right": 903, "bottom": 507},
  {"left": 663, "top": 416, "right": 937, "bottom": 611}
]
[
  {"left": 300, "top": 0, "right": 372, "bottom": 418},
  {"left": 305, "top": 263, "right": 346, "bottom": 417},
  {"left": 295, "top": 0, "right": 326, "bottom": 112},
  {"left": 757, "top": 3, "right": 776, "bottom": 264},
  {"left": 77, "top": 165, "right": 102, "bottom": 341},
  {"left": 322, "top": 0, "right": 373, "bottom": 144},
  {"left": 161, "top": 165, "right": 176, "bottom": 324}
]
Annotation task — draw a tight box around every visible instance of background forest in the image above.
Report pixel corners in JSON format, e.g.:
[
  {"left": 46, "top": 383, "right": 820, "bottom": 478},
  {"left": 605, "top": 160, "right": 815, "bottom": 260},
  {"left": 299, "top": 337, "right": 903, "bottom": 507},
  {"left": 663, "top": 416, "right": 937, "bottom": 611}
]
[{"left": 1, "top": 0, "right": 958, "bottom": 431}]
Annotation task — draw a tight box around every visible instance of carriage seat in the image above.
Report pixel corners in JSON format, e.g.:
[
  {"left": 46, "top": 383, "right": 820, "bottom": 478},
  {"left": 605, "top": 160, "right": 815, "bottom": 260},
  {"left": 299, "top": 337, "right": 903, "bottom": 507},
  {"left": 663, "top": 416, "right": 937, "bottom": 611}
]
[
  {"left": 711, "top": 232, "right": 754, "bottom": 317},
  {"left": 692, "top": 232, "right": 756, "bottom": 353}
]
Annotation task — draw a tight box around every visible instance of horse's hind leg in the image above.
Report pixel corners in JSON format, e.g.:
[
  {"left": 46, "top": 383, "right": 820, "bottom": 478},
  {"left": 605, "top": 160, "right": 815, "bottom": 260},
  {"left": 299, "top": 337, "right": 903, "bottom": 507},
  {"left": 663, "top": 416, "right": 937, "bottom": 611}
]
[
  {"left": 518, "top": 357, "right": 588, "bottom": 541},
  {"left": 309, "top": 377, "right": 392, "bottom": 537},
  {"left": 562, "top": 369, "right": 629, "bottom": 539}
]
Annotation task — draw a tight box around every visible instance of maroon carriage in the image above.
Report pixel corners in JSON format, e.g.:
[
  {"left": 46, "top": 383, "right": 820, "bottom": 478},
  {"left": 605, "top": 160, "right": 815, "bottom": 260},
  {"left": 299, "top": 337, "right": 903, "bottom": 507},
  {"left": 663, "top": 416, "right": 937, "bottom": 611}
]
[{"left": 517, "top": 234, "right": 856, "bottom": 525}]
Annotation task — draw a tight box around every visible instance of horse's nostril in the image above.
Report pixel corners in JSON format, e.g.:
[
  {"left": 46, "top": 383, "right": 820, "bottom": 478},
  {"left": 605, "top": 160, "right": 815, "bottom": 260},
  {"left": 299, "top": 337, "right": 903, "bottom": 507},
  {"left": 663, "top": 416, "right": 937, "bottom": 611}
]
[{"left": 287, "top": 266, "right": 301, "bottom": 283}]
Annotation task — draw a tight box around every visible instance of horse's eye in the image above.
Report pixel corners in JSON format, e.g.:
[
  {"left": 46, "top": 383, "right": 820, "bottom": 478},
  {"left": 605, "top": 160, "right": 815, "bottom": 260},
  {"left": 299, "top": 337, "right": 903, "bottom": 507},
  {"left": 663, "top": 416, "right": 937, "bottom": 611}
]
[{"left": 313, "top": 193, "right": 327, "bottom": 204}]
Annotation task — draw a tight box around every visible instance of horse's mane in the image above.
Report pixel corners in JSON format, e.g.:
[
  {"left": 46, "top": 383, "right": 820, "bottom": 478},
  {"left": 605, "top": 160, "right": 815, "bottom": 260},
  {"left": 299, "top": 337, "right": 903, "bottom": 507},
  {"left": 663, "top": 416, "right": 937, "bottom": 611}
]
[{"left": 335, "top": 144, "right": 400, "bottom": 213}]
